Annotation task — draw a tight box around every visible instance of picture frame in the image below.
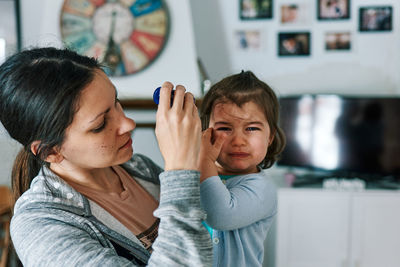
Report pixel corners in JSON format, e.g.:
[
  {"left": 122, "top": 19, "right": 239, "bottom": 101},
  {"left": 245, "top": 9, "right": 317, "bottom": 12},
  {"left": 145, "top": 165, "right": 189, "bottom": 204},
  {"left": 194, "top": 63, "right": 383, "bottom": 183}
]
[
  {"left": 234, "top": 29, "right": 261, "bottom": 51},
  {"left": 280, "top": 3, "right": 310, "bottom": 25},
  {"left": 278, "top": 32, "right": 310, "bottom": 56},
  {"left": 0, "top": 0, "right": 21, "bottom": 64},
  {"left": 240, "top": 0, "right": 273, "bottom": 20},
  {"left": 325, "top": 32, "right": 351, "bottom": 51},
  {"left": 317, "top": 0, "right": 350, "bottom": 20},
  {"left": 359, "top": 6, "right": 392, "bottom": 32}
]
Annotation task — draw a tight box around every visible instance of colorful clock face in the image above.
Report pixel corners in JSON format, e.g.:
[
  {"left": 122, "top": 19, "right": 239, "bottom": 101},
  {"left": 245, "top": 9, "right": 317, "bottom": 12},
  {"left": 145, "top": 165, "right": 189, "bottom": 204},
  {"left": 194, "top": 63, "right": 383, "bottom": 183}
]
[{"left": 60, "top": 0, "right": 170, "bottom": 76}]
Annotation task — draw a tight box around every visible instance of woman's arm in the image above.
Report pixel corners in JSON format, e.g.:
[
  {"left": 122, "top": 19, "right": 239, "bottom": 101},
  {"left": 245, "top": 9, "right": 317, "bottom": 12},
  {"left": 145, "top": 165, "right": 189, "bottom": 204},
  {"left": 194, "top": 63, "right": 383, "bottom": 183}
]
[
  {"left": 11, "top": 170, "right": 212, "bottom": 267},
  {"left": 11, "top": 209, "right": 136, "bottom": 266},
  {"left": 148, "top": 170, "right": 212, "bottom": 266}
]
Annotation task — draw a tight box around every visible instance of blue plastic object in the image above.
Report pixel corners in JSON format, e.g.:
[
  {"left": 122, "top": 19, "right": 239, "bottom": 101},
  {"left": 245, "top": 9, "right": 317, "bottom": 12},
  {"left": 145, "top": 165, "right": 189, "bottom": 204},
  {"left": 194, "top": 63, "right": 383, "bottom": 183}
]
[
  {"left": 153, "top": 87, "right": 195, "bottom": 105},
  {"left": 153, "top": 86, "right": 174, "bottom": 105}
]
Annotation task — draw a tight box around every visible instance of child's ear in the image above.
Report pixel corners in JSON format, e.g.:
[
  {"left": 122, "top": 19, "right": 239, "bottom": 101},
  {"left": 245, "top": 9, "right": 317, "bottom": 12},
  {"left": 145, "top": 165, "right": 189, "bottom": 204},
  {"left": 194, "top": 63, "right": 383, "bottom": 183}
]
[
  {"left": 30, "top": 141, "right": 64, "bottom": 163},
  {"left": 268, "top": 134, "right": 275, "bottom": 146}
]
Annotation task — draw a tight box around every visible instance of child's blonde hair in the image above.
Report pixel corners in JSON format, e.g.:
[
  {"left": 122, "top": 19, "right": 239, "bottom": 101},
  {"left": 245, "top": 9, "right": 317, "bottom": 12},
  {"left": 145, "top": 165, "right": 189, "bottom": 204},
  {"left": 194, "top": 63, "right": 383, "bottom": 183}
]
[{"left": 200, "top": 70, "right": 286, "bottom": 168}]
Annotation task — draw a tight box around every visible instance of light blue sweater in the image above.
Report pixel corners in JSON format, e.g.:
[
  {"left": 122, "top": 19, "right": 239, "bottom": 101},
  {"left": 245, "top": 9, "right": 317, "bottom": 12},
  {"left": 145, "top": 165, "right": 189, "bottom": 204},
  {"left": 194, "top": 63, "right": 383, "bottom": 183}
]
[
  {"left": 11, "top": 154, "right": 212, "bottom": 266},
  {"left": 200, "top": 171, "right": 277, "bottom": 267}
]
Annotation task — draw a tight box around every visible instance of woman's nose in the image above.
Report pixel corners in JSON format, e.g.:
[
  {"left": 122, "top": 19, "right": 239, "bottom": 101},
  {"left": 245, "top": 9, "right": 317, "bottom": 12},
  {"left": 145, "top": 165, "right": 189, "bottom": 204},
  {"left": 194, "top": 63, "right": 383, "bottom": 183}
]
[{"left": 119, "top": 114, "right": 136, "bottom": 135}]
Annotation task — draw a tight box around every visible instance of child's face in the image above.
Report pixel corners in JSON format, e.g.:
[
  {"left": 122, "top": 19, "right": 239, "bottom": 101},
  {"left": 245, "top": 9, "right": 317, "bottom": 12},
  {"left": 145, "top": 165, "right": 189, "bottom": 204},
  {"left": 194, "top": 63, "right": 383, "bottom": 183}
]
[{"left": 209, "top": 101, "right": 272, "bottom": 175}]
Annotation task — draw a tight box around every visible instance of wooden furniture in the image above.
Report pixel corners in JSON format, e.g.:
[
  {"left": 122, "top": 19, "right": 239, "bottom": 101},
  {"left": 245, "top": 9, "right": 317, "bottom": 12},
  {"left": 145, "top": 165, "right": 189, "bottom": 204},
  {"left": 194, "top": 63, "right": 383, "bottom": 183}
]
[{"left": 0, "top": 186, "right": 12, "bottom": 267}]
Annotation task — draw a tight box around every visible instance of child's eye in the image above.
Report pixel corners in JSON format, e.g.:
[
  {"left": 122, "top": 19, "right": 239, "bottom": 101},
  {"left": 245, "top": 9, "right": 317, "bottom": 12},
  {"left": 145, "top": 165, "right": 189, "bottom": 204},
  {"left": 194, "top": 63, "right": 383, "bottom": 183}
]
[
  {"left": 247, "top": 127, "right": 260, "bottom": 131},
  {"left": 216, "top": 127, "right": 232, "bottom": 132},
  {"left": 92, "top": 120, "right": 107, "bottom": 133}
]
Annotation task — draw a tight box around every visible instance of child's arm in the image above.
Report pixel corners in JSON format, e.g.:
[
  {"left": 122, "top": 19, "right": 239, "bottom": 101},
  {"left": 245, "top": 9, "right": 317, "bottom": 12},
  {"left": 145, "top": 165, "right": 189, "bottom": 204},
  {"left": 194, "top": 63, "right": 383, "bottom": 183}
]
[
  {"left": 198, "top": 127, "right": 277, "bottom": 230},
  {"left": 198, "top": 128, "right": 226, "bottom": 182},
  {"left": 200, "top": 173, "right": 277, "bottom": 231}
]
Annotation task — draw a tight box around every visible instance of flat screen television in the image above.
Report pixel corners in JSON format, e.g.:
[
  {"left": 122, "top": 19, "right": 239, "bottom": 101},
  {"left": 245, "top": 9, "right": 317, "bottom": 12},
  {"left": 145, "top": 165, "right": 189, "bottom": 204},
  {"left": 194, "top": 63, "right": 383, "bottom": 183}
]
[{"left": 277, "top": 95, "right": 400, "bottom": 179}]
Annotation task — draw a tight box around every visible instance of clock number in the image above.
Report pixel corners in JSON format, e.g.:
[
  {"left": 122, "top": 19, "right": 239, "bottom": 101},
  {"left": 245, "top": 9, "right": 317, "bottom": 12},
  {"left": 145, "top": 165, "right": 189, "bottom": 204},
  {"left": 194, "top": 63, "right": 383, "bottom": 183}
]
[{"left": 130, "top": 0, "right": 162, "bottom": 17}]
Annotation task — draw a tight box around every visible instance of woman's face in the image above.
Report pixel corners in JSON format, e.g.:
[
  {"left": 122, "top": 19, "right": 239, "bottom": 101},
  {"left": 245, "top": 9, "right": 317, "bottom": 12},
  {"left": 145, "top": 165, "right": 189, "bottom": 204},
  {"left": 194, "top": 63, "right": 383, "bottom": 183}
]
[{"left": 56, "top": 70, "right": 136, "bottom": 170}]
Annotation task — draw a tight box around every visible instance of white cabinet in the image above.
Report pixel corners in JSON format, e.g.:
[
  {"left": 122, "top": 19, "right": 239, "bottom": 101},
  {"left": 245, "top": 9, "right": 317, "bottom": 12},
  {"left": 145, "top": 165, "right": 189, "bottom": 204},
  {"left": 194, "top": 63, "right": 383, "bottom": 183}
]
[
  {"left": 275, "top": 189, "right": 400, "bottom": 267},
  {"left": 350, "top": 194, "right": 400, "bottom": 267}
]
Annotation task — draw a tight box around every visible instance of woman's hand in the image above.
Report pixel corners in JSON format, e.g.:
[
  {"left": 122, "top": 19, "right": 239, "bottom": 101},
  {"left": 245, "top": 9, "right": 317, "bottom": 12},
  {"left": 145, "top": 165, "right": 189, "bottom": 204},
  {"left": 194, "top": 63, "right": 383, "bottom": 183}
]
[
  {"left": 155, "top": 82, "right": 201, "bottom": 171},
  {"left": 198, "top": 128, "right": 226, "bottom": 182}
]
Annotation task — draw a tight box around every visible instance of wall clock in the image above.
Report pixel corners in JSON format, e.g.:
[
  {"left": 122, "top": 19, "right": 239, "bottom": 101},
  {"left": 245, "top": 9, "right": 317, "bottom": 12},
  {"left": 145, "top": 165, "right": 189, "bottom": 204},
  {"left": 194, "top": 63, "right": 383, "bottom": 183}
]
[{"left": 60, "top": 0, "right": 170, "bottom": 76}]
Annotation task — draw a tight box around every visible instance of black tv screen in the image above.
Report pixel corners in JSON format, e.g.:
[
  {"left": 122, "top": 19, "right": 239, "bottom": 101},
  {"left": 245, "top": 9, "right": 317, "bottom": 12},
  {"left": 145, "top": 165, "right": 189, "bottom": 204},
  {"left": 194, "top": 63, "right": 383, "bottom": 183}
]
[{"left": 277, "top": 95, "right": 400, "bottom": 176}]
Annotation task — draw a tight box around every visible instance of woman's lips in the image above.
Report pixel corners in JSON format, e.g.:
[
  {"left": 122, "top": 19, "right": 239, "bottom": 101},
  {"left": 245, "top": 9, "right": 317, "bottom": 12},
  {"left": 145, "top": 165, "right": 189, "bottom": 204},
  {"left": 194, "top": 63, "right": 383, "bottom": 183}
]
[{"left": 120, "top": 138, "right": 132, "bottom": 149}]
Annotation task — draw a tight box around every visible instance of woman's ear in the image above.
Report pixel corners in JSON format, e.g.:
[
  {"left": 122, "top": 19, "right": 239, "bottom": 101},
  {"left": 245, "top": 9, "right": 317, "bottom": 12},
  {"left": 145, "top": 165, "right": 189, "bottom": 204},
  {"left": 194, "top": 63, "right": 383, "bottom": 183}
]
[{"left": 30, "top": 141, "right": 64, "bottom": 163}]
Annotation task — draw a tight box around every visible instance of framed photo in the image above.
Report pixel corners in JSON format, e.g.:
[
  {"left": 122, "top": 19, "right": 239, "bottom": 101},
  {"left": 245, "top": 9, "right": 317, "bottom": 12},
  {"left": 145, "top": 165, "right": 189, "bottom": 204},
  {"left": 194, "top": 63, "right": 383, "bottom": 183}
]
[
  {"left": 234, "top": 30, "right": 261, "bottom": 51},
  {"left": 325, "top": 32, "right": 351, "bottom": 51},
  {"left": 359, "top": 6, "right": 392, "bottom": 32},
  {"left": 0, "top": 0, "right": 21, "bottom": 64},
  {"left": 278, "top": 32, "right": 310, "bottom": 56},
  {"left": 318, "top": 0, "right": 350, "bottom": 20},
  {"left": 281, "top": 3, "right": 310, "bottom": 25},
  {"left": 240, "top": 0, "right": 273, "bottom": 20}
]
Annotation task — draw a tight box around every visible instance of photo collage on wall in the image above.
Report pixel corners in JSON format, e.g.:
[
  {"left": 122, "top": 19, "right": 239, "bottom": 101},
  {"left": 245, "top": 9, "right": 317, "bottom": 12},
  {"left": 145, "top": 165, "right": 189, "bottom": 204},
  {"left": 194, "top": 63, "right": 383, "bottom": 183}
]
[{"left": 237, "top": 0, "right": 394, "bottom": 56}]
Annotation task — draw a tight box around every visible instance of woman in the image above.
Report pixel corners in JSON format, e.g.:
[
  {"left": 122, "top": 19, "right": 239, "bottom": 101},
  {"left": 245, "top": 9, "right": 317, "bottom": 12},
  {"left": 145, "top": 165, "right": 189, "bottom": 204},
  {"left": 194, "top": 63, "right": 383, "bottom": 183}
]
[{"left": 0, "top": 47, "right": 211, "bottom": 266}]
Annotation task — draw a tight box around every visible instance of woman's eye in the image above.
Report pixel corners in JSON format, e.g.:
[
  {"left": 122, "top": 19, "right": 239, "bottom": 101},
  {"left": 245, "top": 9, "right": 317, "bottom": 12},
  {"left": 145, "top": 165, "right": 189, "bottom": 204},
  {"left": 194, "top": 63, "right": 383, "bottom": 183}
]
[{"left": 92, "top": 121, "right": 107, "bottom": 133}]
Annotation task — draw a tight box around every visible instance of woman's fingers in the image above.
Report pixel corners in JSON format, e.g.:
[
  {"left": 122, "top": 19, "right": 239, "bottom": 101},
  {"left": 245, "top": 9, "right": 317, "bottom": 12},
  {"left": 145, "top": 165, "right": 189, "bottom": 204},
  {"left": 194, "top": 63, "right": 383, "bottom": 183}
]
[
  {"left": 158, "top": 81, "right": 174, "bottom": 112},
  {"left": 155, "top": 82, "right": 201, "bottom": 171},
  {"left": 171, "top": 85, "right": 186, "bottom": 110}
]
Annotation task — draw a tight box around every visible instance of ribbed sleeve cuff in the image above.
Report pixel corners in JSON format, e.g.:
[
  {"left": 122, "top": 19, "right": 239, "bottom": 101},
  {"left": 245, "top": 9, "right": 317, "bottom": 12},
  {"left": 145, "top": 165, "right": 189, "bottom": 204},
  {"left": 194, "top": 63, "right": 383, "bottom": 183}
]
[{"left": 154, "top": 170, "right": 206, "bottom": 220}]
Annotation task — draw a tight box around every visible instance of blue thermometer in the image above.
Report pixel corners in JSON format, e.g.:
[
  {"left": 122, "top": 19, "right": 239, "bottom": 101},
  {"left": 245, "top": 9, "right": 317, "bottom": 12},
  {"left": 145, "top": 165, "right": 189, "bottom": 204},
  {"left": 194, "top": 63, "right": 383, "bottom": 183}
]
[
  {"left": 153, "top": 87, "right": 195, "bottom": 105},
  {"left": 153, "top": 87, "right": 174, "bottom": 105}
]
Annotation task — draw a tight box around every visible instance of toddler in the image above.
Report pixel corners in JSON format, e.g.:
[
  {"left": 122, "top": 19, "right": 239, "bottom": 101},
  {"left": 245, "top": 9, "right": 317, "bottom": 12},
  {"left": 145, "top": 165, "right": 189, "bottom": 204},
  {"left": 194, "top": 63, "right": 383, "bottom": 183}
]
[{"left": 199, "top": 70, "right": 286, "bottom": 267}]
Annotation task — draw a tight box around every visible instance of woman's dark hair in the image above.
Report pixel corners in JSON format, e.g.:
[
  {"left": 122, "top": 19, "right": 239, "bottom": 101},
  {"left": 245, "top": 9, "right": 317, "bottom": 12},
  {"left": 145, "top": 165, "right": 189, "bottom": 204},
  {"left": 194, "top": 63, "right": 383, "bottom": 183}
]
[
  {"left": 200, "top": 70, "right": 286, "bottom": 169},
  {"left": 0, "top": 47, "right": 101, "bottom": 202}
]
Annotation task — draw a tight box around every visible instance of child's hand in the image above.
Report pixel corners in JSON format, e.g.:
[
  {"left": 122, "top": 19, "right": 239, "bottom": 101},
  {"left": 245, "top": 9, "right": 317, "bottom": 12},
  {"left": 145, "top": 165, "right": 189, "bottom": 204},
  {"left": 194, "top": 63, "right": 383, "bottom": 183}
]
[{"left": 198, "top": 128, "right": 226, "bottom": 182}]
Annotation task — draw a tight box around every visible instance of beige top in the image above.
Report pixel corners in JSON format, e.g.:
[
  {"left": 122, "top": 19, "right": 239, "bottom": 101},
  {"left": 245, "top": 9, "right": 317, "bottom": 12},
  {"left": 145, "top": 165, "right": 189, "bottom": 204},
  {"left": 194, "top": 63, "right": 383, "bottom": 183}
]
[{"left": 68, "top": 165, "right": 159, "bottom": 251}]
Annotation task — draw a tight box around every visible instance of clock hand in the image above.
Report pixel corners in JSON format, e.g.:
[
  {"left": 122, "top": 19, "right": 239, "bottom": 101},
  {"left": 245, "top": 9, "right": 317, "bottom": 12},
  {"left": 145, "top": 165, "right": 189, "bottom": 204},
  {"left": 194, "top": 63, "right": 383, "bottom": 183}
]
[{"left": 104, "top": 10, "right": 122, "bottom": 74}]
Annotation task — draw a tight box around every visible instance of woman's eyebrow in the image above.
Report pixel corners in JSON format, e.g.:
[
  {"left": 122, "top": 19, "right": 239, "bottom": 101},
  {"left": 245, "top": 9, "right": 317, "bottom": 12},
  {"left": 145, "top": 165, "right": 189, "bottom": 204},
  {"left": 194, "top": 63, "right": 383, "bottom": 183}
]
[
  {"left": 89, "top": 108, "right": 110, "bottom": 124},
  {"left": 89, "top": 89, "right": 116, "bottom": 124}
]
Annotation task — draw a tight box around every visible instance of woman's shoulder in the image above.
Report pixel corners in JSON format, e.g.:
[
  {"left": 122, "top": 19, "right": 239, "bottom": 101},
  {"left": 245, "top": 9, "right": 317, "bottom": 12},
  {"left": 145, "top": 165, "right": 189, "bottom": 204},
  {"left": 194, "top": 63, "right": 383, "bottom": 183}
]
[{"left": 13, "top": 167, "right": 87, "bottom": 216}]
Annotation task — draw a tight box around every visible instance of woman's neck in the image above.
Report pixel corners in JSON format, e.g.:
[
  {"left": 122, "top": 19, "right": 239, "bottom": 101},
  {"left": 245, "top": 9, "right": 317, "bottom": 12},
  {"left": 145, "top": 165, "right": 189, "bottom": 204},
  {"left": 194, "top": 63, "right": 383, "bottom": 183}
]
[{"left": 49, "top": 163, "right": 123, "bottom": 193}]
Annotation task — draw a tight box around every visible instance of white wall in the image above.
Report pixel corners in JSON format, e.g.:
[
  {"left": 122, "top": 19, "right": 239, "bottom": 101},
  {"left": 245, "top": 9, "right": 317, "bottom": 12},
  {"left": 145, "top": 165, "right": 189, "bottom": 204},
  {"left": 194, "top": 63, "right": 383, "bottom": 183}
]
[{"left": 190, "top": 0, "right": 400, "bottom": 96}]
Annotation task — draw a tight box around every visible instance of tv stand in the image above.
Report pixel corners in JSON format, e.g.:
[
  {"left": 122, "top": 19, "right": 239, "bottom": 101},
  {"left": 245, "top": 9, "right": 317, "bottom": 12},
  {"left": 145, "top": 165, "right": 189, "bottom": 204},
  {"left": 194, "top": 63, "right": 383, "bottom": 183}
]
[
  {"left": 291, "top": 173, "right": 400, "bottom": 190},
  {"left": 292, "top": 174, "right": 325, "bottom": 188}
]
